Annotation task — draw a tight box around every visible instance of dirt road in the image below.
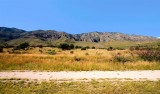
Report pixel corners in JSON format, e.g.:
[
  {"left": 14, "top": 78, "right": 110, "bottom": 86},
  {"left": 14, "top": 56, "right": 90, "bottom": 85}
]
[{"left": 0, "top": 70, "right": 160, "bottom": 81}]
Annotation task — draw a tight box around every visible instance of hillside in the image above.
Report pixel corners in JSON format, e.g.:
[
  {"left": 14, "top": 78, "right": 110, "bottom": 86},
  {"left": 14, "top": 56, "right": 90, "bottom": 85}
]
[
  {"left": 74, "top": 32, "right": 156, "bottom": 42},
  {"left": 0, "top": 27, "right": 26, "bottom": 41},
  {"left": 0, "top": 27, "right": 158, "bottom": 47}
]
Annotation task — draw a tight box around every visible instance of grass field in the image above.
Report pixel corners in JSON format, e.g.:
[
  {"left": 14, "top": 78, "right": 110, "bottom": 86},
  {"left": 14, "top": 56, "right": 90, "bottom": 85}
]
[
  {"left": 0, "top": 47, "right": 160, "bottom": 71},
  {"left": 0, "top": 43, "right": 160, "bottom": 94},
  {"left": 0, "top": 79, "right": 160, "bottom": 94}
]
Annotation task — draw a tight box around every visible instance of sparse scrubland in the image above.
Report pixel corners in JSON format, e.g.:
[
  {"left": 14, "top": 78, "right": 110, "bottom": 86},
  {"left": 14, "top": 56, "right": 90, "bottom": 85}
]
[
  {"left": 0, "top": 42, "right": 160, "bottom": 71},
  {"left": 0, "top": 79, "right": 160, "bottom": 94},
  {"left": 0, "top": 42, "right": 160, "bottom": 94}
]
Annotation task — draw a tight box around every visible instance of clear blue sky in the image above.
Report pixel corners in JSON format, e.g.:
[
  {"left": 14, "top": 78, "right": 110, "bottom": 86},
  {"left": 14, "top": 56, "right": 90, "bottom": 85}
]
[{"left": 0, "top": 0, "right": 159, "bottom": 37}]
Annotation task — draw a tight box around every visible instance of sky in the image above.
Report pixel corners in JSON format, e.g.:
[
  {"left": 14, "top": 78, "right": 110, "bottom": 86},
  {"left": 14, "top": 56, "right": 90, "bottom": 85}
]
[{"left": 0, "top": 0, "right": 159, "bottom": 37}]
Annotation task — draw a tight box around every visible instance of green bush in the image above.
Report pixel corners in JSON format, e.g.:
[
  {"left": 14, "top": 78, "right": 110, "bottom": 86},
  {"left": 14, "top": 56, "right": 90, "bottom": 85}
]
[
  {"left": 92, "top": 46, "right": 96, "bottom": 49},
  {"left": 38, "top": 45, "right": 43, "bottom": 48},
  {"left": 113, "top": 53, "right": 130, "bottom": 63},
  {"left": 107, "top": 46, "right": 113, "bottom": 51},
  {"left": 86, "top": 46, "right": 90, "bottom": 49},
  {"left": 16, "top": 42, "right": 29, "bottom": 50},
  {"left": 137, "top": 50, "right": 160, "bottom": 62},
  {"left": 116, "top": 47, "right": 125, "bottom": 50},
  {"left": 75, "top": 46, "right": 82, "bottom": 49},
  {"left": 81, "top": 47, "right": 87, "bottom": 50},
  {"left": 58, "top": 43, "right": 70, "bottom": 50},
  {"left": 58, "top": 43, "right": 75, "bottom": 50},
  {"left": 70, "top": 44, "right": 74, "bottom": 49},
  {"left": 0, "top": 47, "right": 3, "bottom": 53},
  {"left": 70, "top": 51, "right": 74, "bottom": 54},
  {"left": 129, "top": 46, "right": 135, "bottom": 51},
  {"left": 47, "top": 50, "right": 56, "bottom": 55},
  {"left": 114, "top": 56, "right": 128, "bottom": 63}
]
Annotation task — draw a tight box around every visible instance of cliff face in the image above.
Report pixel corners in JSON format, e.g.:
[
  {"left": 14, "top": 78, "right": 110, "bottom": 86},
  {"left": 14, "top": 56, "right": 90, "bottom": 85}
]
[
  {"left": 0, "top": 27, "right": 157, "bottom": 46},
  {"left": 73, "top": 32, "right": 156, "bottom": 42}
]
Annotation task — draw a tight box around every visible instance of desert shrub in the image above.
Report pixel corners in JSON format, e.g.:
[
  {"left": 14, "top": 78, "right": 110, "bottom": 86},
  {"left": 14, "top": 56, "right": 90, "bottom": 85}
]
[
  {"left": 75, "top": 46, "right": 82, "bottom": 49},
  {"left": 113, "top": 53, "right": 130, "bottom": 63},
  {"left": 7, "top": 49, "right": 14, "bottom": 54},
  {"left": 129, "top": 46, "right": 135, "bottom": 51},
  {"left": 86, "top": 46, "right": 90, "bottom": 49},
  {"left": 157, "top": 43, "right": 160, "bottom": 49},
  {"left": 75, "top": 46, "right": 79, "bottom": 49},
  {"left": 38, "top": 45, "right": 43, "bottom": 48},
  {"left": 29, "top": 47, "right": 33, "bottom": 50},
  {"left": 70, "top": 44, "right": 74, "bottom": 49},
  {"left": 39, "top": 49, "right": 43, "bottom": 53},
  {"left": 58, "top": 43, "right": 70, "bottom": 50},
  {"left": 107, "top": 46, "right": 113, "bottom": 51},
  {"left": 81, "top": 47, "right": 86, "bottom": 50},
  {"left": 116, "top": 47, "right": 125, "bottom": 50},
  {"left": 114, "top": 56, "right": 128, "bottom": 63},
  {"left": 74, "top": 56, "right": 81, "bottom": 61},
  {"left": 58, "top": 43, "right": 75, "bottom": 50},
  {"left": 16, "top": 42, "right": 30, "bottom": 50},
  {"left": 135, "top": 46, "right": 140, "bottom": 50},
  {"left": 85, "top": 53, "right": 89, "bottom": 56},
  {"left": 70, "top": 51, "right": 74, "bottom": 54},
  {"left": 48, "top": 44, "right": 55, "bottom": 47},
  {"left": 0, "top": 47, "right": 3, "bottom": 53},
  {"left": 47, "top": 50, "right": 56, "bottom": 55},
  {"left": 137, "top": 50, "right": 160, "bottom": 62},
  {"left": 130, "top": 46, "right": 150, "bottom": 51},
  {"left": 92, "top": 46, "right": 96, "bottom": 49}
]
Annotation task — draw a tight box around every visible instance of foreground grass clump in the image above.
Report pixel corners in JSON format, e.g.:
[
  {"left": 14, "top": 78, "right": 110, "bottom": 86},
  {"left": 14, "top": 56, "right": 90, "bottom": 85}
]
[
  {"left": 0, "top": 80, "right": 160, "bottom": 94},
  {"left": 137, "top": 50, "right": 160, "bottom": 62}
]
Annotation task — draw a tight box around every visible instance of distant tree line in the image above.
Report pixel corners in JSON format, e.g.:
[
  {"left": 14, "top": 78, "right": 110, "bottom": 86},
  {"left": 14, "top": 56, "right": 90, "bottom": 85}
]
[
  {"left": 15, "top": 42, "right": 30, "bottom": 50},
  {"left": 58, "top": 43, "right": 74, "bottom": 50},
  {"left": 58, "top": 43, "right": 96, "bottom": 50}
]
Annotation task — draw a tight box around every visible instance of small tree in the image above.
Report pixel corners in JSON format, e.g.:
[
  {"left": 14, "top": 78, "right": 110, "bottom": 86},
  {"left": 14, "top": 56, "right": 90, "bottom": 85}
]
[
  {"left": 75, "top": 46, "right": 82, "bottom": 49},
  {"left": 16, "top": 42, "right": 30, "bottom": 50},
  {"left": 0, "top": 47, "right": 3, "bottom": 53},
  {"left": 92, "top": 46, "right": 95, "bottom": 49},
  {"left": 70, "top": 44, "right": 74, "bottom": 49},
  {"left": 81, "top": 47, "right": 87, "bottom": 50},
  {"left": 59, "top": 43, "right": 70, "bottom": 50},
  {"left": 47, "top": 50, "right": 56, "bottom": 55},
  {"left": 86, "top": 46, "right": 90, "bottom": 49},
  {"left": 107, "top": 46, "right": 113, "bottom": 51},
  {"left": 38, "top": 45, "right": 43, "bottom": 48}
]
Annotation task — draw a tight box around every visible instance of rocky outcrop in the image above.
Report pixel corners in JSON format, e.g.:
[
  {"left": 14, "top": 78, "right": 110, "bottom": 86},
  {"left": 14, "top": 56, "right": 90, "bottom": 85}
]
[{"left": 73, "top": 32, "right": 156, "bottom": 42}]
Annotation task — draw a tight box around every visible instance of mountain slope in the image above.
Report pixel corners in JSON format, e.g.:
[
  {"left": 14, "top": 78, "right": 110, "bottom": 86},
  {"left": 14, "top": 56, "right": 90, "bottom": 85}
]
[
  {"left": 0, "top": 27, "right": 26, "bottom": 41},
  {"left": 8, "top": 30, "right": 75, "bottom": 46},
  {"left": 0, "top": 27, "right": 158, "bottom": 46},
  {"left": 73, "top": 32, "right": 156, "bottom": 42}
]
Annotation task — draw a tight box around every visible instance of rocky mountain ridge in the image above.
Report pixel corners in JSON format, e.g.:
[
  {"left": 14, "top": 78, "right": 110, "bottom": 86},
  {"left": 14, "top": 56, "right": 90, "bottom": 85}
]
[{"left": 0, "top": 27, "right": 157, "bottom": 46}]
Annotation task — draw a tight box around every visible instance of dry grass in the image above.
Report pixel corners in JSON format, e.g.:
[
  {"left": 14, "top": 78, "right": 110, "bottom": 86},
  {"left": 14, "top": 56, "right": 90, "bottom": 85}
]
[
  {"left": 0, "top": 79, "right": 160, "bottom": 94},
  {"left": 0, "top": 48, "right": 160, "bottom": 71}
]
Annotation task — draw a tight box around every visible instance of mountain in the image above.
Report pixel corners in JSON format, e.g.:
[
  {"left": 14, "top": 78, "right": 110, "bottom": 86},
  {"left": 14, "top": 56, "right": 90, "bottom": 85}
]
[
  {"left": 73, "top": 32, "right": 156, "bottom": 42},
  {"left": 0, "top": 27, "right": 26, "bottom": 41},
  {"left": 0, "top": 27, "right": 158, "bottom": 46},
  {"left": 21, "top": 30, "right": 73, "bottom": 41}
]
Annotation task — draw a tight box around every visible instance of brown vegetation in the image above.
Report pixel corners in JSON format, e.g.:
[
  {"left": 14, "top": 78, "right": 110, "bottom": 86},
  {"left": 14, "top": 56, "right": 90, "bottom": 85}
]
[{"left": 0, "top": 47, "right": 160, "bottom": 71}]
